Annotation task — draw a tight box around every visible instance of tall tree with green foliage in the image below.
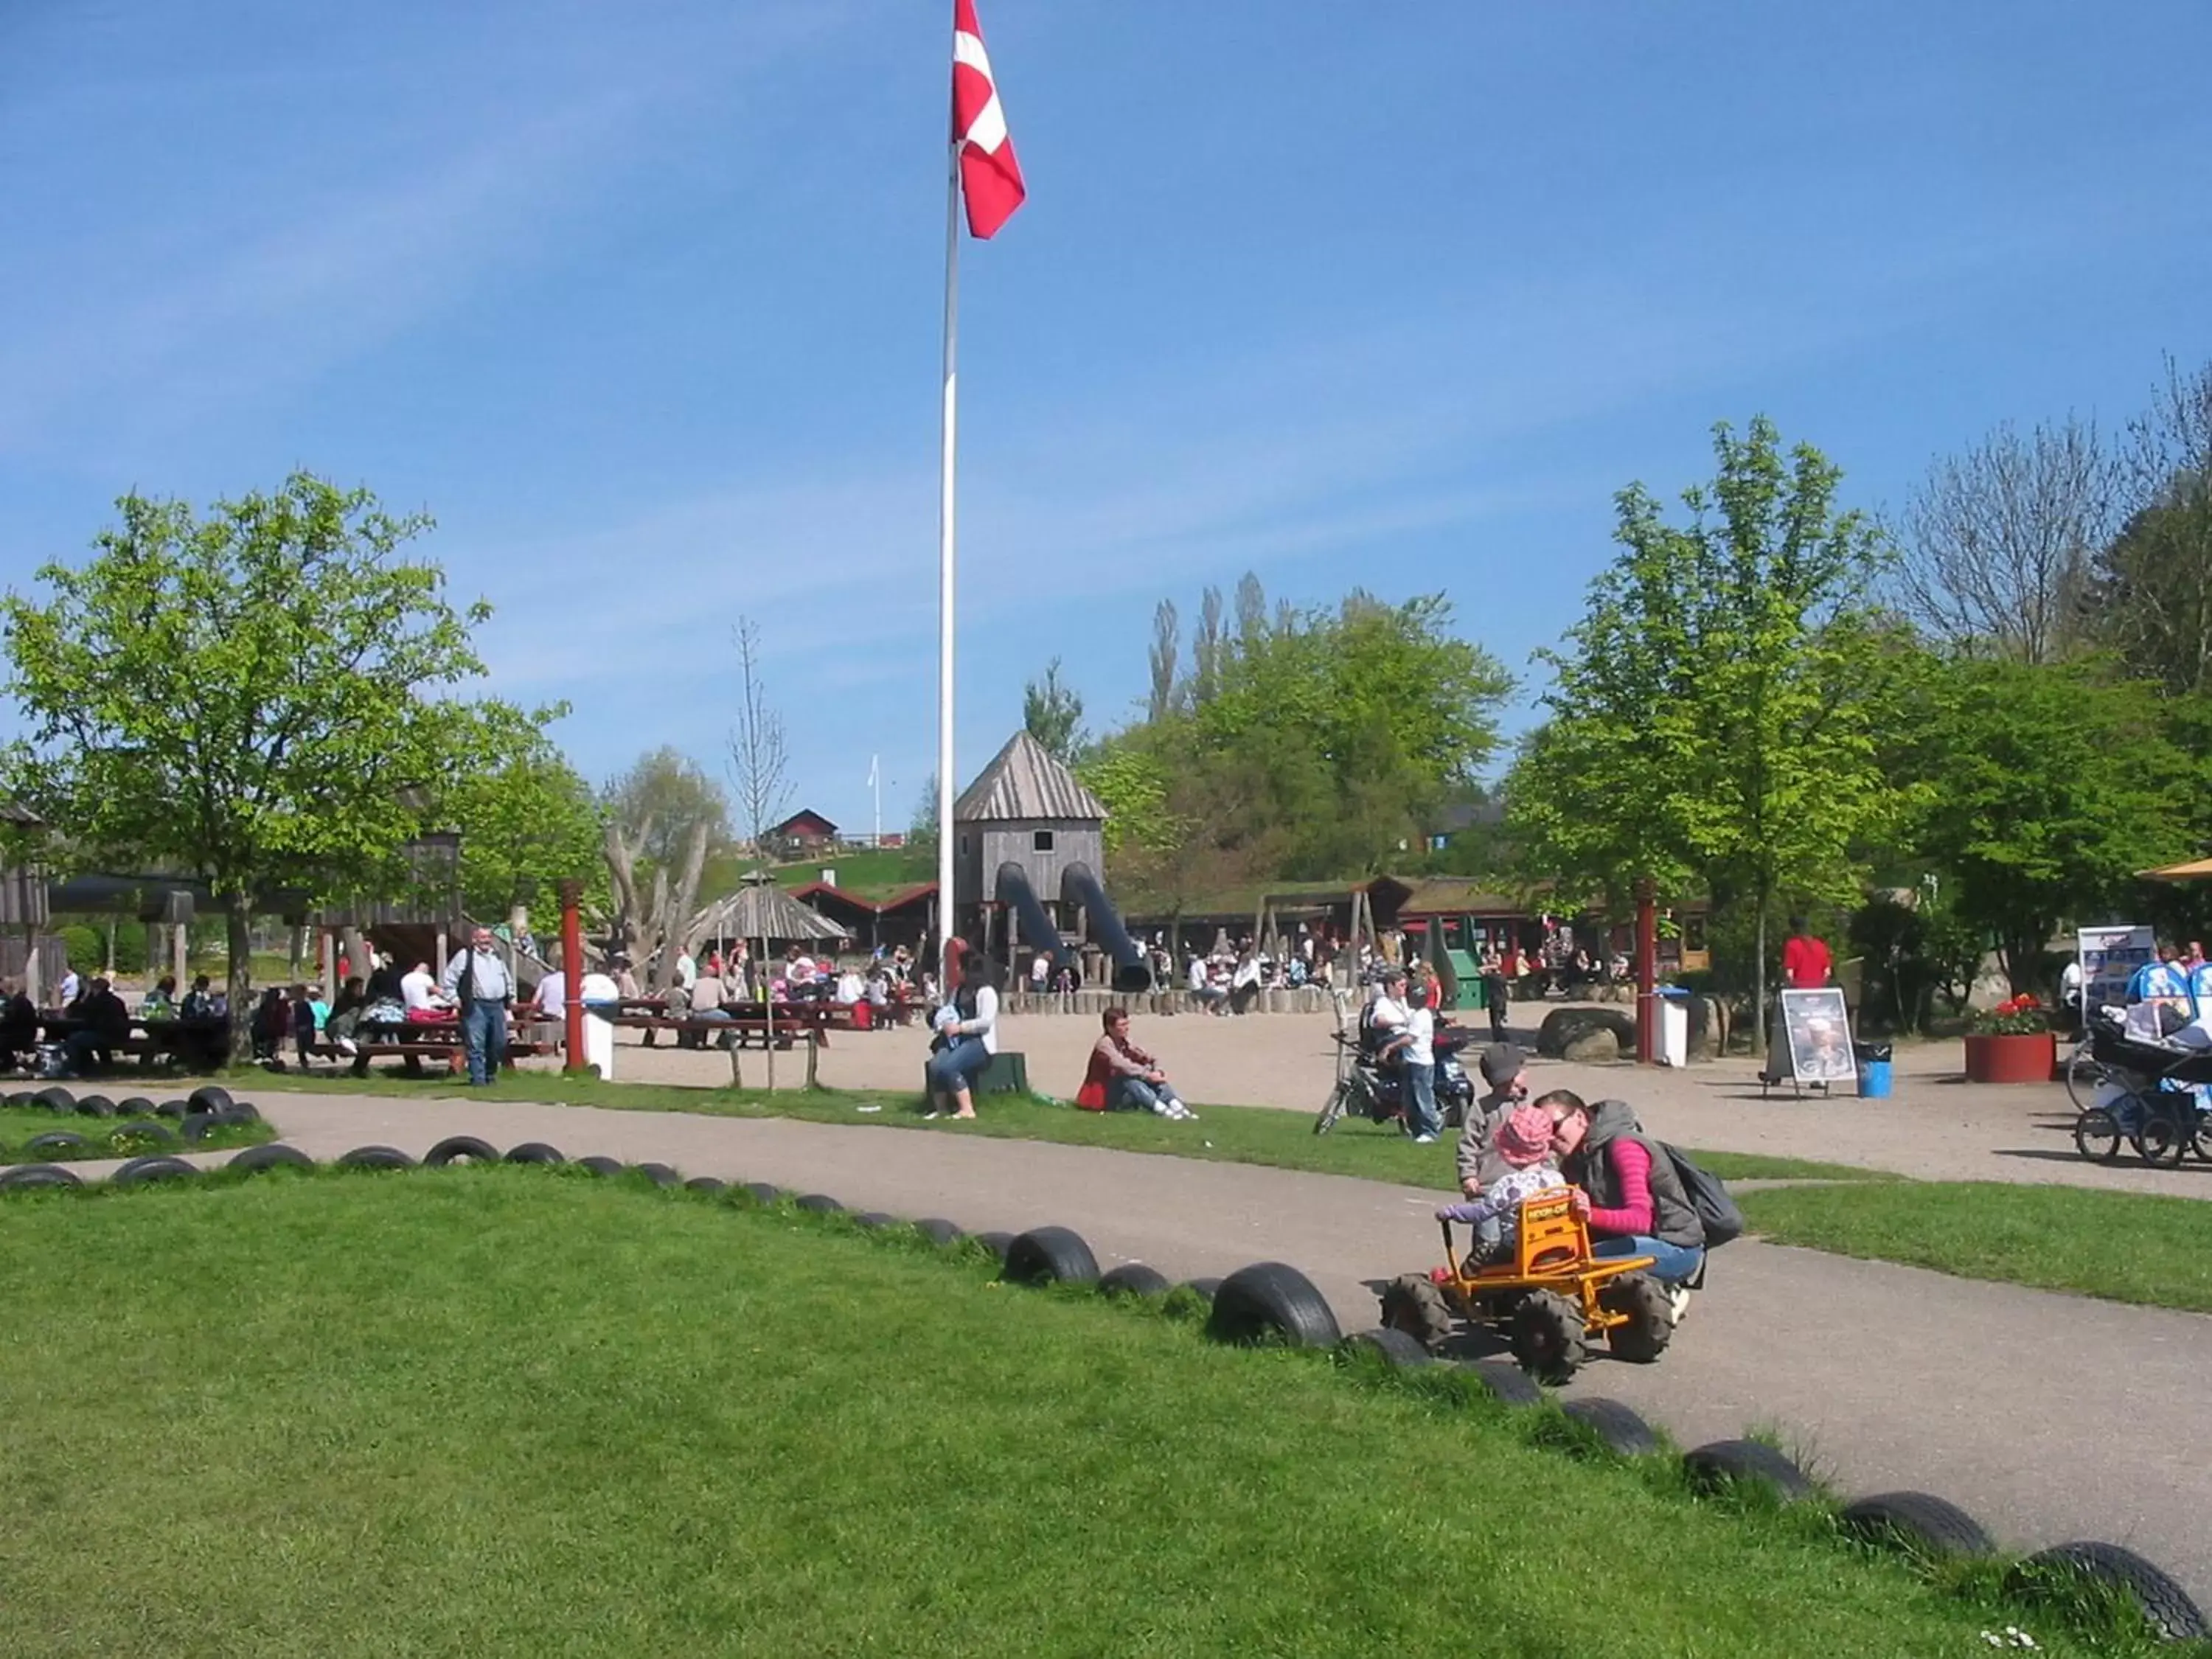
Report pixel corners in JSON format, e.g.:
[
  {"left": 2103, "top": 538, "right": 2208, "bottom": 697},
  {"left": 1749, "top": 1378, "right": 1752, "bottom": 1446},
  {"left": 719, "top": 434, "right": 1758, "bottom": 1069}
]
[
  {"left": 1904, "top": 655, "right": 2189, "bottom": 993},
  {"left": 1, "top": 474, "right": 493, "bottom": 1060},
  {"left": 1511, "top": 418, "right": 1900, "bottom": 1046},
  {"left": 1021, "top": 656, "right": 1088, "bottom": 763},
  {"left": 442, "top": 703, "right": 605, "bottom": 925}
]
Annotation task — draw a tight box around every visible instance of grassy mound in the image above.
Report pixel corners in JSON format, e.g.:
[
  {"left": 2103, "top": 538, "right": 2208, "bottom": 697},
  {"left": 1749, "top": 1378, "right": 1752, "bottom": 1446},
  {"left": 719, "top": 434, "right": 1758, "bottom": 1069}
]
[{"left": 0, "top": 1170, "right": 2155, "bottom": 1655}]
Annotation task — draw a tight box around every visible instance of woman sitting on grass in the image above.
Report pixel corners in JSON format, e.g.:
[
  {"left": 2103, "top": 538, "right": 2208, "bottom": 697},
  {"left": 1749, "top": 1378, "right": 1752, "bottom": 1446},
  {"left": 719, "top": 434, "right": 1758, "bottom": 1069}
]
[
  {"left": 924, "top": 949, "right": 999, "bottom": 1121},
  {"left": 1081, "top": 1006, "right": 1197, "bottom": 1120}
]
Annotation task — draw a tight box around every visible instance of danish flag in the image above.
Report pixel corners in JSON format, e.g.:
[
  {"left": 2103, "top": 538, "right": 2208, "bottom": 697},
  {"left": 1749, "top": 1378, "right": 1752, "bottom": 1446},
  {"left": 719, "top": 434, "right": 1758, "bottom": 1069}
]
[{"left": 952, "top": 0, "right": 1026, "bottom": 239}]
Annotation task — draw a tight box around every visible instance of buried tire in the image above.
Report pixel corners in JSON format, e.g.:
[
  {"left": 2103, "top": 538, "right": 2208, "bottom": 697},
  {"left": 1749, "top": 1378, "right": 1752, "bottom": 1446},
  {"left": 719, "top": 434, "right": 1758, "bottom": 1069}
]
[
  {"left": 1455, "top": 1358, "right": 1545, "bottom": 1408},
  {"left": 1206, "top": 1262, "right": 1341, "bottom": 1349},
  {"left": 113, "top": 1155, "right": 198, "bottom": 1186},
  {"left": 108, "top": 1121, "right": 181, "bottom": 1150},
  {"left": 2016, "top": 1542, "right": 2208, "bottom": 1642},
  {"left": 1509, "top": 1289, "right": 1587, "bottom": 1383},
  {"left": 338, "top": 1146, "right": 417, "bottom": 1172},
  {"left": 577, "top": 1156, "right": 625, "bottom": 1179},
  {"left": 1378, "top": 1273, "right": 1453, "bottom": 1352},
  {"left": 794, "top": 1193, "right": 844, "bottom": 1214},
  {"left": 1837, "top": 1491, "right": 1995, "bottom": 1561},
  {"left": 187, "top": 1085, "right": 234, "bottom": 1115},
  {"left": 0, "top": 1162, "right": 83, "bottom": 1192},
  {"left": 1099, "top": 1262, "right": 1172, "bottom": 1300},
  {"left": 971, "top": 1231, "right": 1015, "bottom": 1263},
  {"left": 684, "top": 1177, "right": 728, "bottom": 1195},
  {"left": 33, "top": 1086, "right": 74, "bottom": 1113},
  {"left": 1683, "top": 1439, "right": 1815, "bottom": 1502},
  {"left": 740, "top": 1182, "right": 785, "bottom": 1207},
  {"left": 425, "top": 1135, "right": 501, "bottom": 1167},
  {"left": 1600, "top": 1273, "right": 1674, "bottom": 1364},
  {"left": 504, "top": 1142, "right": 566, "bottom": 1166},
  {"left": 23, "top": 1131, "right": 89, "bottom": 1158},
  {"left": 1344, "top": 1326, "right": 1432, "bottom": 1369},
  {"left": 1560, "top": 1397, "right": 1662, "bottom": 1457},
  {"left": 1003, "top": 1226, "right": 1101, "bottom": 1287},
  {"left": 227, "top": 1143, "right": 315, "bottom": 1176},
  {"left": 74, "top": 1095, "right": 116, "bottom": 1119},
  {"left": 915, "top": 1217, "right": 964, "bottom": 1248},
  {"left": 633, "top": 1163, "right": 681, "bottom": 1188}
]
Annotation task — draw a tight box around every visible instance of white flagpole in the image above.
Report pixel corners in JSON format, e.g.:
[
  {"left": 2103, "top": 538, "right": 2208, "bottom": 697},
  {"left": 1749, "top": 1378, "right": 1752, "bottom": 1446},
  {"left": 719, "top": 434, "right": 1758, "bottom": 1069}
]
[
  {"left": 870, "top": 754, "right": 882, "bottom": 849},
  {"left": 936, "top": 134, "right": 961, "bottom": 980}
]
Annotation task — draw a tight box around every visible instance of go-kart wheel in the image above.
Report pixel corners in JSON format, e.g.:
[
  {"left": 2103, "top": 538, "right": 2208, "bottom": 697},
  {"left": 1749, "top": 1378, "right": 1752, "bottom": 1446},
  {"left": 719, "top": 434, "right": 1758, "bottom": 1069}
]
[
  {"left": 2073, "top": 1107, "right": 2123, "bottom": 1164},
  {"left": 1313, "top": 1081, "right": 1350, "bottom": 1136},
  {"left": 1378, "top": 1273, "right": 1453, "bottom": 1352},
  {"left": 2132, "top": 1100, "right": 2188, "bottom": 1167},
  {"left": 1509, "top": 1289, "right": 1587, "bottom": 1384},
  {"left": 1600, "top": 1272, "right": 1674, "bottom": 1364}
]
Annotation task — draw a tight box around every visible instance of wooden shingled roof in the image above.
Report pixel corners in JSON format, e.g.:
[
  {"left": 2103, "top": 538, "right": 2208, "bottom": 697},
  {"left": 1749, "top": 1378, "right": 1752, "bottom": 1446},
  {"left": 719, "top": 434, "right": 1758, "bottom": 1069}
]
[{"left": 953, "top": 731, "right": 1107, "bottom": 824}]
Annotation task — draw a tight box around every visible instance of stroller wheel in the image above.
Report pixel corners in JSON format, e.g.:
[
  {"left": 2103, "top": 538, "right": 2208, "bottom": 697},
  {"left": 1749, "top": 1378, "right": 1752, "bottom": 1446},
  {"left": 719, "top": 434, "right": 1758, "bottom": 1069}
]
[
  {"left": 2073, "top": 1107, "right": 2123, "bottom": 1164},
  {"left": 2132, "top": 1099, "right": 2188, "bottom": 1168}
]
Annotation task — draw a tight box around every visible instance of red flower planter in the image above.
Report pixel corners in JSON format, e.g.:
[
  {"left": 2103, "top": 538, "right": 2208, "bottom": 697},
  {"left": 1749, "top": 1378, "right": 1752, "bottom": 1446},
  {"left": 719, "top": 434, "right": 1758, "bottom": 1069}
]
[{"left": 1963, "top": 1030, "right": 2056, "bottom": 1085}]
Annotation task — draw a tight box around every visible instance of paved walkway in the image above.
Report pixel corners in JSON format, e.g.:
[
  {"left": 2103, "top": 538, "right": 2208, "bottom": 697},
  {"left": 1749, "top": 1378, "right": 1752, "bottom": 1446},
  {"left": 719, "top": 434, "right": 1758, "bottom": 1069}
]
[{"left": 146, "top": 1087, "right": 2212, "bottom": 1606}]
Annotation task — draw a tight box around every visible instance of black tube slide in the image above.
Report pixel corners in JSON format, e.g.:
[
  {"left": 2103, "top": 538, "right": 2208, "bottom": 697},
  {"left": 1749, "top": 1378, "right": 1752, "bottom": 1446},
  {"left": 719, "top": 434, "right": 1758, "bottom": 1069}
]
[
  {"left": 1061, "top": 862, "right": 1152, "bottom": 993},
  {"left": 993, "top": 863, "right": 1071, "bottom": 975}
]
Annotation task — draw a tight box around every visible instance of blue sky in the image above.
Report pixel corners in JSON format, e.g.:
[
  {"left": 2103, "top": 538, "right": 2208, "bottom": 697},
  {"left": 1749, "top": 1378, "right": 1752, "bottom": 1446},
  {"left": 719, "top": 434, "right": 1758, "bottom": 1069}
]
[{"left": 4, "top": 0, "right": 2207, "bottom": 836}]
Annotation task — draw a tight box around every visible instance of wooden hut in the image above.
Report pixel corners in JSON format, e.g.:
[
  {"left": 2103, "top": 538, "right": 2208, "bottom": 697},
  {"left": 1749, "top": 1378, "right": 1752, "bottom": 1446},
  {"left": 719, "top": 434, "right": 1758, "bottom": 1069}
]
[{"left": 951, "top": 731, "right": 1107, "bottom": 942}]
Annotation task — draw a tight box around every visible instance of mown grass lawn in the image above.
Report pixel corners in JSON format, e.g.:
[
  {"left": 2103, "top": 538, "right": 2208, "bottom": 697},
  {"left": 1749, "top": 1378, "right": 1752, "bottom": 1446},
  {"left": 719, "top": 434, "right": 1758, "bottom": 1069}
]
[
  {"left": 0, "top": 1169, "right": 2152, "bottom": 1657},
  {"left": 0, "top": 1103, "right": 269, "bottom": 1164},
  {"left": 246, "top": 1067, "right": 1896, "bottom": 1187},
  {"left": 1739, "top": 1180, "right": 2212, "bottom": 1314}
]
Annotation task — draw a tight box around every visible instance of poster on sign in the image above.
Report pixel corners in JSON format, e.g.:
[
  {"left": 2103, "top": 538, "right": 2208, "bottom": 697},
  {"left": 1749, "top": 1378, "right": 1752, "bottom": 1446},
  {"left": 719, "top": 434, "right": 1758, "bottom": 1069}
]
[
  {"left": 2079, "top": 925, "right": 2154, "bottom": 1012},
  {"left": 1779, "top": 987, "right": 1857, "bottom": 1086}
]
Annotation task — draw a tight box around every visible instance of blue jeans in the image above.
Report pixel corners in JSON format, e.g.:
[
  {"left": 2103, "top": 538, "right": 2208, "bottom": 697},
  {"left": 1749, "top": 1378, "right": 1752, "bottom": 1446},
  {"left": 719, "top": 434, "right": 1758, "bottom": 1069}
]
[
  {"left": 926, "top": 1036, "right": 991, "bottom": 1096},
  {"left": 462, "top": 1000, "right": 507, "bottom": 1086},
  {"left": 1593, "top": 1234, "right": 1704, "bottom": 1284},
  {"left": 1109, "top": 1074, "right": 1184, "bottom": 1113},
  {"left": 1402, "top": 1061, "right": 1440, "bottom": 1138}
]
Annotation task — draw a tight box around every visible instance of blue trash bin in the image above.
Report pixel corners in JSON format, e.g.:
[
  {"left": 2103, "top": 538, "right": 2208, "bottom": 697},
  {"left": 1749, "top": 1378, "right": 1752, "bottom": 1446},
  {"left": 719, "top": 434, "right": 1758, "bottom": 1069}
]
[{"left": 1854, "top": 1041, "right": 1893, "bottom": 1099}]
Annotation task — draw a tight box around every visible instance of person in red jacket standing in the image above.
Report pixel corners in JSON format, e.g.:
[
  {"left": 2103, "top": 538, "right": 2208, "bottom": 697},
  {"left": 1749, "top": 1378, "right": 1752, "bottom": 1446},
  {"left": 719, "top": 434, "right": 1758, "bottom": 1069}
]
[
  {"left": 1781, "top": 916, "right": 1832, "bottom": 990},
  {"left": 1762, "top": 916, "right": 1836, "bottom": 1084}
]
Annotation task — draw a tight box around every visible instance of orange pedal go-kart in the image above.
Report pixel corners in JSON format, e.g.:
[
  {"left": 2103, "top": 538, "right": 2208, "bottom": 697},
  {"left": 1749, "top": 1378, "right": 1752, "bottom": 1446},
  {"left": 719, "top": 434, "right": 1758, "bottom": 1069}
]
[{"left": 1377, "top": 1188, "right": 1675, "bottom": 1382}]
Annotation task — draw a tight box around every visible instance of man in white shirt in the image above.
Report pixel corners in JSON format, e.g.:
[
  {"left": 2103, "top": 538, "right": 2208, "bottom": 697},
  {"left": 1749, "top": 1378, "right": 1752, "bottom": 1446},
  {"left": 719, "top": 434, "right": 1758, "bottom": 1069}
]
[
  {"left": 675, "top": 950, "right": 698, "bottom": 992},
  {"left": 57, "top": 964, "right": 80, "bottom": 1007},
  {"left": 439, "top": 927, "right": 515, "bottom": 1085},
  {"left": 1030, "top": 951, "right": 1051, "bottom": 998},
  {"left": 400, "top": 961, "right": 443, "bottom": 1013},
  {"left": 532, "top": 969, "right": 566, "bottom": 1020}
]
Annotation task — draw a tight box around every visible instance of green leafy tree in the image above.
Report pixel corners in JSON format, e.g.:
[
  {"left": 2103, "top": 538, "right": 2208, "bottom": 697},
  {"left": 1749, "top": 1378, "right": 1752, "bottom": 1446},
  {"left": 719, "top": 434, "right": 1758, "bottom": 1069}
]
[
  {"left": 1905, "top": 656, "right": 2190, "bottom": 993},
  {"left": 1021, "top": 657, "right": 1088, "bottom": 764},
  {"left": 442, "top": 703, "right": 606, "bottom": 923},
  {"left": 1, "top": 474, "right": 491, "bottom": 1060},
  {"left": 2090, "top": 357, "right": 2212, "bottom": 692},
  {"left": 1191, "top": 591, "right": 1512, "bottom": 877},
  {"left": 1510, "top": 419, "right": 1902, "bottom": 1046}
]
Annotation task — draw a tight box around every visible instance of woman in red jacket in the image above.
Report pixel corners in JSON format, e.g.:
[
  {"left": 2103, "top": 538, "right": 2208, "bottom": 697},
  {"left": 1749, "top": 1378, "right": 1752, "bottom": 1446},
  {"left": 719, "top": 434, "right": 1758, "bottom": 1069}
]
[{"left": 1079, "top": 1007, "right": 1196, "bottom": 1121}]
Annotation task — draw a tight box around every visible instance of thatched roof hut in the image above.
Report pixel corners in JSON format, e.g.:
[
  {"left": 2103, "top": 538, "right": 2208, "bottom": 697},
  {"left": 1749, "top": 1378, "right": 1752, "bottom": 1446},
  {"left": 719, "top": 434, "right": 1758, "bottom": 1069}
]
[{"left": 692, "top": 874, "right": 852, "bottom": 946}]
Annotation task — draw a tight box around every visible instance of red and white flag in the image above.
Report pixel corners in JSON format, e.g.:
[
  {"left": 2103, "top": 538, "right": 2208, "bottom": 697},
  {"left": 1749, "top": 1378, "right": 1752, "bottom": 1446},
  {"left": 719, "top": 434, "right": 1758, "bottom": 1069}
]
[{"left": 952, "top": 0, "right": 1025, "bottom": 239}]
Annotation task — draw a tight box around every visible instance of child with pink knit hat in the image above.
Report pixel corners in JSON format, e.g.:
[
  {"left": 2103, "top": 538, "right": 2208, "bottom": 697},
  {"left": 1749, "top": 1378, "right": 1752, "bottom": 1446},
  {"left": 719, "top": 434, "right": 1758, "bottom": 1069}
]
[{"left": 1433, "top": 1102, "right": 1567, "bottom": 1262}]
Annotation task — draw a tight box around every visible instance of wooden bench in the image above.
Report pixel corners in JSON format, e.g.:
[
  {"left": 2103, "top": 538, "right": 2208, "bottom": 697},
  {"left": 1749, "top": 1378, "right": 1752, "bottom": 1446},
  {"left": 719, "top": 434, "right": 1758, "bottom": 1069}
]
[{"left": 601, "top": 1014, "right": 810, "bottom": 1051}]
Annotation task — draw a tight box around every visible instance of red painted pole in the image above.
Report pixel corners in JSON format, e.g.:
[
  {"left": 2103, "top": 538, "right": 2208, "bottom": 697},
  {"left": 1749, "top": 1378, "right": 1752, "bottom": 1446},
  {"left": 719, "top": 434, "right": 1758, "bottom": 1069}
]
[
  {"left": 559, "top": 880, "right": 586, "bottom": 1074},
  {"left": 1634, "top": 877, "right": 1658, "bottom": 1065}
]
